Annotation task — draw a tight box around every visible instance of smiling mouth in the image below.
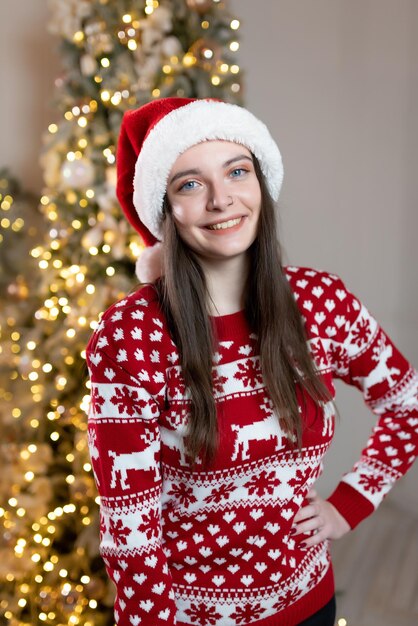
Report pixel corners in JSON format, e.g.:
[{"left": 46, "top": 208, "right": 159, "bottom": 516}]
[{"left": 206, "top": 217, "right": 242, "bottom": 231}]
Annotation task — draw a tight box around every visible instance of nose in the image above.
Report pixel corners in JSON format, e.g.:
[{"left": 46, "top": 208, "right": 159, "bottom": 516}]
[{"left": 206, "top": 181, "right": 233, "bottom": 211}]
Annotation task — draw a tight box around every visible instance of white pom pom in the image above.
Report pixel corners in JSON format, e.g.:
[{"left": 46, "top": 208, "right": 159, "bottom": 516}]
[{"left": 135, "top": 242, "right": 164, "bottom": 283}]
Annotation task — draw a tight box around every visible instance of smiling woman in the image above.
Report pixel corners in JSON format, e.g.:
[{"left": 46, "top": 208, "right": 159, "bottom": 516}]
[
  {"left": 85, "top": 97, "right": 418, "bottom": 626},
  {"left": 166, "top": 141, "right": 261, "bottom": 273}
]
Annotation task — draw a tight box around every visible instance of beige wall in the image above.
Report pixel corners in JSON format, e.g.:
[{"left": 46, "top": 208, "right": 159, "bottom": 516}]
[
  {"left": 0, "top": 0, "right": 60, "bottom": 192},
  {"left": 1, "top": 1, "right": 417, "bottom": 510},
  {"left": 231, "top": 0, "right": 418, "bottom": 512}
]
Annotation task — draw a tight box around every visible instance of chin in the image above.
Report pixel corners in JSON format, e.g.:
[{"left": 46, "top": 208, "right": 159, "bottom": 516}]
[{"left": 206, "top": 248, "right": 250, "bottom": 262}]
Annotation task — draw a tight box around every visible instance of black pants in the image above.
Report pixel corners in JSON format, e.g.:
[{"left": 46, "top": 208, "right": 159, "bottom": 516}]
[{"left": 297, "top": 595, "right": 336, "bottom": 626}]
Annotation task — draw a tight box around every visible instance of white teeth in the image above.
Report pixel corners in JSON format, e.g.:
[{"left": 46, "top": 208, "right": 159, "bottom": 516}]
[{"left": 207, "top": 218, "right": 241, "bottom": 231}]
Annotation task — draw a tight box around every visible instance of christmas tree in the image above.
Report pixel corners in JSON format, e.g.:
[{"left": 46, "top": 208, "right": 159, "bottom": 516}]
[{"left": 0, "top": 1, "right": 242, "bottom": 624}]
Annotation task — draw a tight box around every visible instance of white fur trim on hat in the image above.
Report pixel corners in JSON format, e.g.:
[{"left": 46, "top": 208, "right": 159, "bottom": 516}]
[
  {"left": 135, "top": 242, "right": 163, "bottom": 283},
  {"left": 133, "top": 100, "right": 283, "bottom": 241}
]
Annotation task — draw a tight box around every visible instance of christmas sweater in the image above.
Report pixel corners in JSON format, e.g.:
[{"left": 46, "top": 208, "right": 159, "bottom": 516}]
[{"left": 86, "top": 266, "right": 418, "bottom": 626}]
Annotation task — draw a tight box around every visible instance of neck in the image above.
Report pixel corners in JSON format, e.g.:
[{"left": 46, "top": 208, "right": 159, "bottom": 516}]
[{"left": 198, "top": 255, "right": 249, "bottom": 316}]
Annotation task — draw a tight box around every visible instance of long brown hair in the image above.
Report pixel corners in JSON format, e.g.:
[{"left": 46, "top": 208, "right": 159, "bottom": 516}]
[{"left": 156, "top": 156, "right": 333, "bottom": 464}]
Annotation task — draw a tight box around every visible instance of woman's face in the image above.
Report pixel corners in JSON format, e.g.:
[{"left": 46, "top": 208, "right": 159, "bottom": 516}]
[{"left": 166, "top": 140, "right": 262, "bottom": 265}]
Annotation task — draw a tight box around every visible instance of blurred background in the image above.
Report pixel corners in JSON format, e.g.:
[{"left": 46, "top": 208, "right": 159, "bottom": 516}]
[{"left": 0, "top": 1, "right": 417, "bottom": 625}]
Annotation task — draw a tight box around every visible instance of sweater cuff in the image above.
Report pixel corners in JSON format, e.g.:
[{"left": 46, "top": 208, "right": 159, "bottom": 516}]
[{"left": 327, "top": 481, "right": 375, "bottom": 530}]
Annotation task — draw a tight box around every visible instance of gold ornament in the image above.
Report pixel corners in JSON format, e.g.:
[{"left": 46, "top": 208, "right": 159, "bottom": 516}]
[
  {"left": 188, "top": 38, "right": 221, "bottom": 69},
  {"left": 186, "top": 0, "right": 213, "bottom": 13},
  {"left": 60, "top": 157, "right": 95, "bottom": 190},
  {"left": 80, "top": 54, "right": 97, "bottom": 77}
]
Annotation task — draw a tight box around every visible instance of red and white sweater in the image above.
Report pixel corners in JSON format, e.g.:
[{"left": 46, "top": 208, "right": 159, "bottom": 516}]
[{"left": 86, "top": 266, "right": 418, "bottom": 626}]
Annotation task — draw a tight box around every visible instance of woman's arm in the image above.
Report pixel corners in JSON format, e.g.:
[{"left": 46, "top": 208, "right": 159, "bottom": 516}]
[
  {"left": 324, "top": 276, "right": 418, "bottom": 529},
  {"left": 86, "top": 310, "right": 177, "bottom": 626},
  {"left": 292, "top": 271, "right": 418, "bottom": 539}
]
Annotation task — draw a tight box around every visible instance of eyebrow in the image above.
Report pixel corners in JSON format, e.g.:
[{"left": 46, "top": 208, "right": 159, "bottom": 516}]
[{"left": 168, "top": 154, "right": 254, "bottom": 186}]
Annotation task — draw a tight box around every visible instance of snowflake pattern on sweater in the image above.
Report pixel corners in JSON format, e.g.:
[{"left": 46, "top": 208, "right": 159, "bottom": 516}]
[{"left": 86, "top": 267, "right": 418, "bottom": 626}]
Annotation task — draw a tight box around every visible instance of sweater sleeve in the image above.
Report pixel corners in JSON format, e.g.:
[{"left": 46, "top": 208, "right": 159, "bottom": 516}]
[
  {"left": 86, "top": 302, "right": 177, "bottom": 625},
  {"left": 324, "top": 275, "right": 418, "bottom": 529}
]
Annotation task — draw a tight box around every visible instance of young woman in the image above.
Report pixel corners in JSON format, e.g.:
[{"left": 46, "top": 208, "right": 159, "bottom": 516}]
[{"left": 86, "top": 97, "right": 418, "bottom": 626}]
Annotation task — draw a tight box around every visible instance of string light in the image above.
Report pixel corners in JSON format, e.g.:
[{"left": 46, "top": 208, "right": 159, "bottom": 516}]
[
  {"left": 73, "top": 31, "right": 84, "bottom": 44},
  {"left": 183, "top": 53, "right": 196, "bottom": 67}
]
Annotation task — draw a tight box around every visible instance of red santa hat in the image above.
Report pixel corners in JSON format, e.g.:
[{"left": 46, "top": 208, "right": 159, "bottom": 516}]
[{"left": 116, "top": 97, "right": 283, "bottom": 282}]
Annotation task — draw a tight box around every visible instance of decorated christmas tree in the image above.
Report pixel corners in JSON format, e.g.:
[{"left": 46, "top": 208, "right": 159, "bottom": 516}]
[{"left": 0, "top": 1, "right": 242, "bottom": 624}]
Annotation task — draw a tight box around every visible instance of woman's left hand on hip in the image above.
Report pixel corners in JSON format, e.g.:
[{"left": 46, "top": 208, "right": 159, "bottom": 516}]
[{"left": 291, "top": 488, "right": 351, "bottom": 547}]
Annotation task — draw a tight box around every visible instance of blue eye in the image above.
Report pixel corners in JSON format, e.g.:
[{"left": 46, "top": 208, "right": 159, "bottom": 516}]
[
  {"left": 230, "top": 168, "right": 247, "bottom": 177},
  {"left": 179, "top": 180, "right": 198, "bottom": 191}
]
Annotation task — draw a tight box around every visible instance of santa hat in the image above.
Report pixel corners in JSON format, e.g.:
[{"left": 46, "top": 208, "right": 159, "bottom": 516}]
[{"left": 116, "top": 97, "right": 283, "bottom": 282}]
